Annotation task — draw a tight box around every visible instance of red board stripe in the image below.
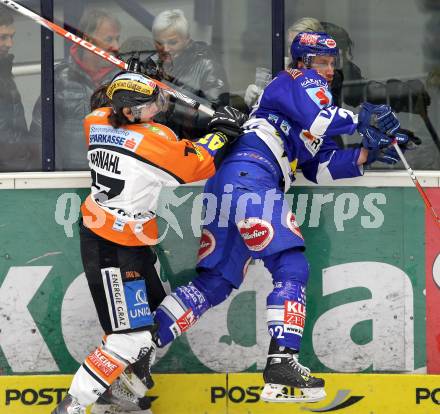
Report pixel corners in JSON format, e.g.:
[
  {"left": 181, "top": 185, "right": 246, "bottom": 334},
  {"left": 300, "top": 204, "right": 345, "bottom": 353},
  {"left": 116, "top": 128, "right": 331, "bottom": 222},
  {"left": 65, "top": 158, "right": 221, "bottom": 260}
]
[{"left": 425, "top": 189, "right": 440, "bottom": 373}]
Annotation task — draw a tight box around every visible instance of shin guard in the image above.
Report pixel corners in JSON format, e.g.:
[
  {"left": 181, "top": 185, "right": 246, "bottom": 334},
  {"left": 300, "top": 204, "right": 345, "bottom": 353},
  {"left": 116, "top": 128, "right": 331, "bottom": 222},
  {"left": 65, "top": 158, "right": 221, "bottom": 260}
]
[{"left": 69, "top": 346, "right": 127, "bottom": 406}]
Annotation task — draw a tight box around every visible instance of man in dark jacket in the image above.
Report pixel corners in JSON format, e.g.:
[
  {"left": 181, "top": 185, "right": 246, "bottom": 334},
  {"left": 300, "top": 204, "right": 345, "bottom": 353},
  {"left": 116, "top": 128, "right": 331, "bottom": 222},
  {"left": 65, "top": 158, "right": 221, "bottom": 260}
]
[
  {"left": 29, "top": 9, "right": 121, "bottom": 171},
  {"left": 0, "top": 8, "right": 33, "bottom": 172},
  {"left": 150, "top": 9, "right": 230, "bottom": 138}
]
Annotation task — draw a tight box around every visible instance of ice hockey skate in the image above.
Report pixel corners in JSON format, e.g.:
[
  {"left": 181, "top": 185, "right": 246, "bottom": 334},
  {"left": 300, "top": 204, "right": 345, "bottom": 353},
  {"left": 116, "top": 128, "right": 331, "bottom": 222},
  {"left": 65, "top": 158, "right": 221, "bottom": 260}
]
[
  {"left": 130, "top": 341, "right": 157, "bottom": 391},
  {"left": 51, "top": 394, "right": 85, "bottom": 414},
  {"left": 260, "top": 339, "right": 326, "bottom": 403},
  {"left": 90, "top": 376, "right": 153, "bottom": 414}
]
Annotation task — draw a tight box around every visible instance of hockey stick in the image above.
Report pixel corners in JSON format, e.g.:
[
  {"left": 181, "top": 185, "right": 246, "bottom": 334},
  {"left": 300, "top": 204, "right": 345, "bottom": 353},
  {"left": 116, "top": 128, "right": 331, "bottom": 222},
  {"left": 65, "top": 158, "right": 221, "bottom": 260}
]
[
  {"left": 1, "top": 0, "right": 215, "bottom": 117},
  {"left": 392, "top": 139, "right": 440, "bottom": 225}
]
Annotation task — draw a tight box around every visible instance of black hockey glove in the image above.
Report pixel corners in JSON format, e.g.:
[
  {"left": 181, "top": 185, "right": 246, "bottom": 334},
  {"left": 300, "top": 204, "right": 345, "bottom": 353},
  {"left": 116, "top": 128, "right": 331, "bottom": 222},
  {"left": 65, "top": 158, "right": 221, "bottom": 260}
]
[
  {"left": 126, "top": 55, "right": 163, "bottom": 80},
  {"left": 126, "top": 56, "right": 142, "bottom": 73},
  {"left": 208, "top": 106, "right": 248, "bottom": 142}
]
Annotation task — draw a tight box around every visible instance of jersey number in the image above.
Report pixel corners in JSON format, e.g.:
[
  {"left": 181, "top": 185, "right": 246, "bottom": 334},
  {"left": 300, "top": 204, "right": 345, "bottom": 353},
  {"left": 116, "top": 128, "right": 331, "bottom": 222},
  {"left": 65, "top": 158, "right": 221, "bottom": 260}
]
[
  {"left": 269, "top": 326, "right": 285, "bottom": 339},
  {"left": 197, "top": 133, "right": 226, "bottom": 151},
  {"left": 91, "top": 169, "right": 125, "bottom": 203}
]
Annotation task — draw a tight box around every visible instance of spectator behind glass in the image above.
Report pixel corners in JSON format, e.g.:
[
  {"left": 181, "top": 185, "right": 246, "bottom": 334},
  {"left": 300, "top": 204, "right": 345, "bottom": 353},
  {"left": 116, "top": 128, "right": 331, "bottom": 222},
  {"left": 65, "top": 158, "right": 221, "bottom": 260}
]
[
  {"left": 150, "top": 9, "right": 230, "bottom": 138},
  {"left": 244, "top": 17, "right": 324, "bottom": 109},
  {"left": 0, "top": 7, "right": 35, "bottom": 172},
  {"left": 29, "top": 9, "right": 121, "bottom": 171}
]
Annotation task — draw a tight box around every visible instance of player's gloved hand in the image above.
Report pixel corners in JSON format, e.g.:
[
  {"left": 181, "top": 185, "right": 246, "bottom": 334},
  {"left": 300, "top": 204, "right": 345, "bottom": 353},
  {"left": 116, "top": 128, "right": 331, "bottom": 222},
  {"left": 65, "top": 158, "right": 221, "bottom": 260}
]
[
  {"left": 365, "top": 129, "right": 420, "bottom": 165},
  {"left": 244, "top": 84, "right": 262, "bottom": 108},
  {"left": 208, "top": 106, "right": 248, "bottom": 142},
  {"left": 358, "top": 102, "right": 400, "bottom": 135},
  {"left": 394, "top": 128, "right": 422, "bottom": 147},
  {"left": 142, "top": 56, "right": 163, "bottom": 79},
  {"left": 359, "top": 125, "right": 393, "bottom": 150},
  {"left": 376, "top": 131, "right": 410, "bottom": 164},
  {"left": 126, "top": 56, "right": 142, "bottom": 73}
]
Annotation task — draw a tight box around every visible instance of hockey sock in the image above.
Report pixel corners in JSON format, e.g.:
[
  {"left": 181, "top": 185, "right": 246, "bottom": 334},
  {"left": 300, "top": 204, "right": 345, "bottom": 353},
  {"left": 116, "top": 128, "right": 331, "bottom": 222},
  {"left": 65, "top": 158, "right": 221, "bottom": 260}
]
[
  {"left": 154, "top": 282, "right": 210, "bottom": 347},
  {"left": 264, "top": 249, "right": 309, "bottom": 350},
  {"left": 268, "top": 336, "right": 298, "bottom": 355},
  {"left": 69, "top": 345, "right": 127, "bottom": 406},
  {"left": 267, "top": 279, "right": 306, "bottom": 350}
]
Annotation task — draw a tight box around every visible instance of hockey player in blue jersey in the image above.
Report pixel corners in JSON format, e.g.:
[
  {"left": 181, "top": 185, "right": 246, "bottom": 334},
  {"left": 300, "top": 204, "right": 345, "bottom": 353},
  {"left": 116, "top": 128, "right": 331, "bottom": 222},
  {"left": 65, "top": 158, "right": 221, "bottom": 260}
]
[
  {"left": 102, "top": 31, "right": 411, "bottom": 408},
  {"left": 151, "top": 32, "right": 410, "bottom": 403}
]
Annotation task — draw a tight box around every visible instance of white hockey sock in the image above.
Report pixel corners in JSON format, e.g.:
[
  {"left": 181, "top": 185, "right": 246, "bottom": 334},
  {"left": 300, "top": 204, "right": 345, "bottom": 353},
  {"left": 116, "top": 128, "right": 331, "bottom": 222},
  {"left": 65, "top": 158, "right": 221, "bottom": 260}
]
[{"left": 69, "top": 346, "right": 127, "bottom": 406}]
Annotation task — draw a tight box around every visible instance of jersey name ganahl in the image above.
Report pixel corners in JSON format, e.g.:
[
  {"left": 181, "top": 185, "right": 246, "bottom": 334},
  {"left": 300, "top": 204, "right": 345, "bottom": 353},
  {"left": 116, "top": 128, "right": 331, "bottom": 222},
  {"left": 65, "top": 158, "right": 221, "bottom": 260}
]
[
  {"left": 90, "top": 150, "right": 121, "bottom": 174},
  {"left": 81, "top": 107, "right": 223, "bottom": 246}
]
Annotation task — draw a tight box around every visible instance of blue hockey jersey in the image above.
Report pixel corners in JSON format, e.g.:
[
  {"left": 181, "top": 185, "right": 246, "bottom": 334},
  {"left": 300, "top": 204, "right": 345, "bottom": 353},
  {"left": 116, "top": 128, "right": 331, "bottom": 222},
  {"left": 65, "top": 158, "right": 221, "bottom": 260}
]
[{"left": 243, "top": 67, "right": 363, "bottom": 190}]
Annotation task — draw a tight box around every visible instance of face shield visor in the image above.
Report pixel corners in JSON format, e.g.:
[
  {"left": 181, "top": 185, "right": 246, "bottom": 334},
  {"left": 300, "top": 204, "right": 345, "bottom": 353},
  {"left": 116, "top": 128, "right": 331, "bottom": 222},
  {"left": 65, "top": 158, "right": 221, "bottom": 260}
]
[
  {"left": 306, "top": 54, "right": 339, "bottom": 71},
  {"left": 305, "top": 54, "right": 339, "bottom": 84},
  {"left": 130, "top": 88, "right": 168, "bottom": 121}
]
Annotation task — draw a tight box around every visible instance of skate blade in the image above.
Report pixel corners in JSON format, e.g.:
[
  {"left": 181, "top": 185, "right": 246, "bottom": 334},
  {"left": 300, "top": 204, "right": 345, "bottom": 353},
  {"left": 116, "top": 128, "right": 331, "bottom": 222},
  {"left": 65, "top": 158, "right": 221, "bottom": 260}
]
[
  {"left": 119, "top": 372, "right": 148, "bottom": 398},
  {"left": 90, "top": 402, "right": 152, "bottom": 414},
  {"left": 261, "top": 383, "right": 326, "bottom": 403}
]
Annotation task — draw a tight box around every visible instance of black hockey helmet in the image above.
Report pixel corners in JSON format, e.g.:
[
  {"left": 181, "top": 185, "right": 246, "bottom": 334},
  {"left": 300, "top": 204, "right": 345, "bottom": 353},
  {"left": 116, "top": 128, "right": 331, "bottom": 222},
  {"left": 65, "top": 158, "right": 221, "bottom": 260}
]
[{"left": 106, "top": 71, "right": 160, "bottom": 111}]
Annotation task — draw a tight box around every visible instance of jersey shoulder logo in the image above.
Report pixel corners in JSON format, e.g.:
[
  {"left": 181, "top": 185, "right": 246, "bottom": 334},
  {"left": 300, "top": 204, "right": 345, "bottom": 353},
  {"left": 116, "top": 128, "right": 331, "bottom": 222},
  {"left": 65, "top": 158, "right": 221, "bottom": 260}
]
[
  {"left": 286, "top": 68, "right": 303, "bottom": 80},
  {"left": 141, "top": 123, "right": 178, "bottom": 141},
  {"left": 306, "top": 86, "right": 332, "bottom": 109}
]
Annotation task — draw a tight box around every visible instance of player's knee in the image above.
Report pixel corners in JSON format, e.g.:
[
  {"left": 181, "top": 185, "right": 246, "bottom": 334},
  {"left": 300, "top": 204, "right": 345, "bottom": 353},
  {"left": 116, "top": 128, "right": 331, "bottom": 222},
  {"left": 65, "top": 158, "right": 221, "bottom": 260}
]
[
  {"left": 103, "top": 330, "right": 153, "bottom": 364},
  {"left": 193, "top": 270, "right": 234, "bottom": 307},
  {"left": 264, "top": 248, "right": 310, "bottom": 285}
]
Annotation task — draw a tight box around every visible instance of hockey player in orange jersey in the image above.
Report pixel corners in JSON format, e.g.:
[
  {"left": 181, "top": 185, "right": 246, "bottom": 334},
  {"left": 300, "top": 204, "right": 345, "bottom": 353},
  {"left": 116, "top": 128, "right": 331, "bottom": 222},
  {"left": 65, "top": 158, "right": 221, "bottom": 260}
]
[{"left": 52, "top": 71, "right": 246, "bottom": 414}]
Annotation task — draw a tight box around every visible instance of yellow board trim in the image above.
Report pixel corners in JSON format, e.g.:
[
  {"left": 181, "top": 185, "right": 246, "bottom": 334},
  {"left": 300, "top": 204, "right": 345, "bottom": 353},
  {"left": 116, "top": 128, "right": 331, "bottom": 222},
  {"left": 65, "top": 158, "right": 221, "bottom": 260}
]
[{"left": 1, "top": 373, "right": 440, "bottom": 413}]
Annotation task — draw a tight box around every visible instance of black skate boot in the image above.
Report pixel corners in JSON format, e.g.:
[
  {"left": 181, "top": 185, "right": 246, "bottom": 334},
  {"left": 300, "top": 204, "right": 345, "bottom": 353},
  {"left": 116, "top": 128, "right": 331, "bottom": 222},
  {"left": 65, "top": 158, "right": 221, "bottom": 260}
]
[
  {"left": 131, "top": 339, "right": 157, "bottom": 390},
  {"left": 261, "top": 338, "right": 326, "bottom": 403},
  {"left": 52, "top": 394, "right": 86, "bottom": 414}
]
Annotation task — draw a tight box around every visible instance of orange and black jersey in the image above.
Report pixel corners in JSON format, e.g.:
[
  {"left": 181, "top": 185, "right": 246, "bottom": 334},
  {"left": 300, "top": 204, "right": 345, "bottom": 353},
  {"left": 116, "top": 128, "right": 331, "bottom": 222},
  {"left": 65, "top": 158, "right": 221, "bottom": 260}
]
[{"left": 81, "top": 107, "right": 228, "bottom": 246}]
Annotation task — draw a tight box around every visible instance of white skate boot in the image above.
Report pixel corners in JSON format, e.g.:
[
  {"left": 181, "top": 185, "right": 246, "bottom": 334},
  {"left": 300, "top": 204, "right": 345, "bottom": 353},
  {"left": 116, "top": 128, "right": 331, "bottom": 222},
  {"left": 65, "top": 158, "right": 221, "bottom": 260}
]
[
  {"left": 91, "top": 326, "right": 157, "bottom": 413},
  {"left": 90, "top": 376, "right": 152, "bottom": 414},
  {"left": 260, "top": 339, "right": 326, "bottom": 403}
]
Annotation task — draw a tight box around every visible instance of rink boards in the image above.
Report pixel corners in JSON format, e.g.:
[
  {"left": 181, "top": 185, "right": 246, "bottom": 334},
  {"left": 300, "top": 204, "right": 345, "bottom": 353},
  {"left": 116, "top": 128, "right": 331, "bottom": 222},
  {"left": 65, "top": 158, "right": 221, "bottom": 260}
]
[
  {"left": 2, "top": 172, "right": 440, "bottom": 414},
  {"left": 1, "top": 373, "right": 440, "bottom": 413}
]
